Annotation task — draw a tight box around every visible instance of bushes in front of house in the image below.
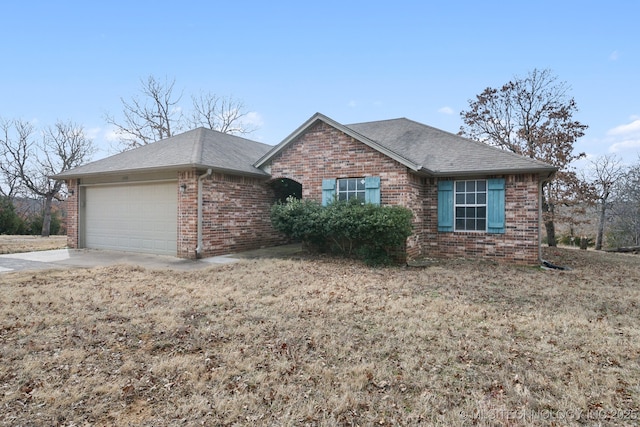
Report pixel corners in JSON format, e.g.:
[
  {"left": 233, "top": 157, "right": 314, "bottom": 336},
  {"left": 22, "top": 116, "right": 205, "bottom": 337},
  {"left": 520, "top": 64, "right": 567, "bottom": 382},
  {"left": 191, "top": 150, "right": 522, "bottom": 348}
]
[{"left": 270, "top": 197, "right": 413, "bottom": 265}]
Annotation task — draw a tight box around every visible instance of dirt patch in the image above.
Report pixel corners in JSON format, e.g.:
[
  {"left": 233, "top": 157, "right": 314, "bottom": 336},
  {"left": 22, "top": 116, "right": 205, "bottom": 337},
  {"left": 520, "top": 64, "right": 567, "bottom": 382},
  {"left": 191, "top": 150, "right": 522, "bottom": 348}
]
[
  {"left": 1, "top": 248, "right": 638, "bottom": 426},
  {"left": 0, "top": 235, "right": 67, "bottom": 254}
]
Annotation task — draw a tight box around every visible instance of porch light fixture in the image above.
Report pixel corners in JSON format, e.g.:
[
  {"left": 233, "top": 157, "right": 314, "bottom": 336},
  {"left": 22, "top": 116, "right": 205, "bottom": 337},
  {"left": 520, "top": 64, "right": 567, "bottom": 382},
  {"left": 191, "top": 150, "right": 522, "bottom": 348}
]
[{"left": 180, "top": 183, "right": 187, "bottom": 193}]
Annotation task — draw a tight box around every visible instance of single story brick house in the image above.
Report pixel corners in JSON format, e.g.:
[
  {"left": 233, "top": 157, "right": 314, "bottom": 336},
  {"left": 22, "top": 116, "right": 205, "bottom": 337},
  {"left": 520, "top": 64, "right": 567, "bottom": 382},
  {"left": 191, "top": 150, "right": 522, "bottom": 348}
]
[{"left": 54, "top": 112, "right": 556, "bottom": 264}]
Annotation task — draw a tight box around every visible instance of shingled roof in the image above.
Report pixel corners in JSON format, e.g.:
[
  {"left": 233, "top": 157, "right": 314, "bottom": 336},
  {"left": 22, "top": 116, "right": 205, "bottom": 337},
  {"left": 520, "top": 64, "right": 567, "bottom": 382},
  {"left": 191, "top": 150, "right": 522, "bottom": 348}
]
[
  {"left": 55, "top": 113, "right": 557, "bottom": 181},
  {"left": 255, "top": 113, "right": 557, "bottom": 177},
  {"left": 53, "top": 127, "right": 271, "bottom": 179}
]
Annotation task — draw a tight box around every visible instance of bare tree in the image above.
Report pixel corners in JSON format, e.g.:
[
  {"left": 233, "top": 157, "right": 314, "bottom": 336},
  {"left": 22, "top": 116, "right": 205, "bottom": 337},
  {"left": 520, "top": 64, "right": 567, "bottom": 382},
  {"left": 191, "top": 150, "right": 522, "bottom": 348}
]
[
  {"left": 460, "top": 69, "right": 588, "bottom": 246},
  {"left": 608, "top": 158, "right": 640, "bottom": 247},
  {"left": 1, "top": 118, "right": 95, "bottom": 236},
  {"left": 0, "top": 118, "right": 32, "bottom": 198},
  {"left": 105, "top": 75, "right": 256, "bottom": 151},
  {"left": 585, "top": 155, "right": 625, "bottom": 250},
  {"left": 105, "top": 75, "right": 184, "bottom": 149},
  {"left": 190, "top": 92, "right": 257, "bottom": 135}
]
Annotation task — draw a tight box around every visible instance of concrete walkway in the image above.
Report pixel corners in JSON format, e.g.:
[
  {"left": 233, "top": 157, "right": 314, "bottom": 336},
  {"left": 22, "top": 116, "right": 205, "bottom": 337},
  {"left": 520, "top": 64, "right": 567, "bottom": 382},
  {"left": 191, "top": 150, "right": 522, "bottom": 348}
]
[{"left": 0, "top": 244, "right": 303, "bottom": 274}]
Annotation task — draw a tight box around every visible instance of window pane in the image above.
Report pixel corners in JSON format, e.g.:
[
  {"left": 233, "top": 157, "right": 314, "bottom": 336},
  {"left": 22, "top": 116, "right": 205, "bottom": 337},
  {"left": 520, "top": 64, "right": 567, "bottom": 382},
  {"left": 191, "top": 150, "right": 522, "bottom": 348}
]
[
  {"left": 338, "top": 180, "right": 347, "bottom": 192},
  {"left": 356, "top": 192, "right": 365, "bottom": 202},
  {"left": 347, "top": 179, "right": 355, "bottom": 191},
  {"left": 454, "top": 179, "right": 488, "bottom": 231},
  {"left": 357, "top": 179, "right": 365, "bottom": 190},
  {"left": 338, "top": 193, "right": 347, "bottom": 201}
]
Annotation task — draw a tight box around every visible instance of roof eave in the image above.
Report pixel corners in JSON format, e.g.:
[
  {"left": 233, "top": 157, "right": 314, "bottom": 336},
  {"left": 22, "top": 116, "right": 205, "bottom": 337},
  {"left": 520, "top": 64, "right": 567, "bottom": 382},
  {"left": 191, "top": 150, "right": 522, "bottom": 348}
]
[
  {"left": 51, "top": 163, "right": 270, "bottom": 181},
  {"left": 424, "top": 166, "right": 559, "bottom": 178}
]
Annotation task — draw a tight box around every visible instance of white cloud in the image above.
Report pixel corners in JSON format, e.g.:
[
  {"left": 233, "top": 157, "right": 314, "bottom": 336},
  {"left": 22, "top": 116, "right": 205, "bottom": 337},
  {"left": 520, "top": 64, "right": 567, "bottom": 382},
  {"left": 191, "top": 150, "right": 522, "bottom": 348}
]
[
  {"left": 244, "top": 111, "right": 264, "bottom": 127},
  {"left": 85, "top": 127, "right": 101, "bottom": 140},
  {"left": 104, "top": 128, "right": 120, "bottom": 142},
  {"left": 348, "top": 100, "right": 357, "bottom": 108},
  {"left": 438, "top": 106, "right": 454, "bottom": 115},
  {"left": 607, "top": 118, "right": 640, "bottom": 136},
  {"left": 601, "top": 118, "right": 640, "bottom": 157},
  {"left": 609, "top": 139, "right": 640, "bottom": 153},
  {"left": 609, "top": 50, "right": 619, "bottom": 61}
]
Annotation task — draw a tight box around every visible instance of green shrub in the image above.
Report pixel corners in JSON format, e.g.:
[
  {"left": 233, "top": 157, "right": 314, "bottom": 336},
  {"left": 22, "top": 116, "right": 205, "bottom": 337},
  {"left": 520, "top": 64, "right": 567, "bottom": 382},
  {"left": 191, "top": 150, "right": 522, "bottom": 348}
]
[
  {"left": 0, "top": 197, "right": 24, "bottom": 234},
  {"left": 271, "top": 197, "right": 413, "bottom": 265},
  {"left": 270, "top": 197, "right": 327, "bottom": 248}
]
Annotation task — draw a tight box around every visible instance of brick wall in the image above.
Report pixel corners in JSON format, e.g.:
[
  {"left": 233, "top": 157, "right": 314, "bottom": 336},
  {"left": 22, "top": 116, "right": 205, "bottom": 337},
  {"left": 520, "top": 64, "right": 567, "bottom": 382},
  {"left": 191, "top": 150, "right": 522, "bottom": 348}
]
[
  {"left": 65, "top": 179, "right": 79, "bottom": 249},
  {"left": 177, "top": 169, "right": 286, "bottom": 259},
  {"left": 423, "top": 174, "right": 541, "bottom": 265}
]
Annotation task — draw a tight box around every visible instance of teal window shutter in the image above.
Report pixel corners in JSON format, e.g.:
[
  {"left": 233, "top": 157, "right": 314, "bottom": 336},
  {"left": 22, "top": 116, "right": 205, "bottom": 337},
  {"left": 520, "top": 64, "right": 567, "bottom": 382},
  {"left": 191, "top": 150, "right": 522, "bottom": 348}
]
[
  {"left": 437, "top": 180, "right": 454, "bottom": 232},
  {"left": 322, "top": 179, "right": 336, "bottom": 206},
  {"left": 364, "top": 176, "right": 381, "bottom": 205},
  {"left": 487, "top": 178, "right": 506, "bottom": 234}
]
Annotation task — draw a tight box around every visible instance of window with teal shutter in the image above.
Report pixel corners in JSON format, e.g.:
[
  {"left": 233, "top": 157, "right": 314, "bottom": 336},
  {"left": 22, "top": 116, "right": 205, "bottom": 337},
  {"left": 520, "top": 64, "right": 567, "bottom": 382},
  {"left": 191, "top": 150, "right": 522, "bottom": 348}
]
[
  {"left": 437, "top": 180, "right": 454, "bottom": 232},
  {"left": 364, "top": 176, "right": 380, "bottom": 205},
  {"left": 487, "top": 178, "right": 506, "bottom": 234}
]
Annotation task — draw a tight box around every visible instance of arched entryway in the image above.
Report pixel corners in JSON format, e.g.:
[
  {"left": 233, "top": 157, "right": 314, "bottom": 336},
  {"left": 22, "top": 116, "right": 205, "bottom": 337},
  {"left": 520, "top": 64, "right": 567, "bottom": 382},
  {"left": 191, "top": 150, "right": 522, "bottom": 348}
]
[{"left": 270, "top": 178, "right": 302, "bottom": 202}]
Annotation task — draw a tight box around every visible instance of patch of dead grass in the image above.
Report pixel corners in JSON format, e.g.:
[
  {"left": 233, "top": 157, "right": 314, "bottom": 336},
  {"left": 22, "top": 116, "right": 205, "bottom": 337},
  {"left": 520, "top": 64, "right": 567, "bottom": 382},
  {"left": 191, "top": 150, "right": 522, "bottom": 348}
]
[
  {"left": 1, "top": 248, "right": 639, "bottom": 426},
  {"left": 0, "top": 235, "right": 67, "bottom": 254}
]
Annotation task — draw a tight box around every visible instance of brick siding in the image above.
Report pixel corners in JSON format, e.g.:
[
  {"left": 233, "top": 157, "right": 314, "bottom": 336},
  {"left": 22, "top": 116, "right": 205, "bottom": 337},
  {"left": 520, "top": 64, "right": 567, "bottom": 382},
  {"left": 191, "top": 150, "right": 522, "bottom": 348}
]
[
  {"left": 64, "top": 179, "right": 79, "bottom": 249},
  {"left": 422, "top": 174, "right": 541, "bottom": 265},
  {"left": 177, "top": 169, "right": 287, "bottom": 259}
]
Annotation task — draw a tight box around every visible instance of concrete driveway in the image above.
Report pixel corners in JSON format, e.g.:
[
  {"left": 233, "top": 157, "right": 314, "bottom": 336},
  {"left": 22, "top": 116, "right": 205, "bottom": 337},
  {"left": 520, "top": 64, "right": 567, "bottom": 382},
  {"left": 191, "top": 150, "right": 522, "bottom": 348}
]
[{"left": 0, "top": 244, "right": 303, "bottom": 274}]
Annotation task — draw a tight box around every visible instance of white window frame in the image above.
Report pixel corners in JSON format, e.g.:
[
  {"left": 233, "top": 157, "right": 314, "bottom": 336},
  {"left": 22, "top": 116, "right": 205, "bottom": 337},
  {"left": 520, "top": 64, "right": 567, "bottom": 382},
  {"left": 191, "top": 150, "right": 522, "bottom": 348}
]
[
  {"left": 337, "top": 177, "right": 366, "bottom": 202},
  {"left": 454, "top": 179, "right": 487, "bottom": 232}
]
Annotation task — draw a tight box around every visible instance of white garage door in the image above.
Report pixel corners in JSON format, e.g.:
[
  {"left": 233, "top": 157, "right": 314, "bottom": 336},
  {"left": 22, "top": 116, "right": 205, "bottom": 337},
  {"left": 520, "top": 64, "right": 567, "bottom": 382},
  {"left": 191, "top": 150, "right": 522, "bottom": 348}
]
[{"left": 84, "top": 182, "right": 178, "bottom": 255}]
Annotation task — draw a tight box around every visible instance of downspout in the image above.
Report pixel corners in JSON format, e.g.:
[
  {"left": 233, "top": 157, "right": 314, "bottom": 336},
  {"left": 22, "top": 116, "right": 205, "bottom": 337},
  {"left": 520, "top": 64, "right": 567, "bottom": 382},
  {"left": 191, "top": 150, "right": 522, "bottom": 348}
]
[
  {"left": 196, "top": 168, "right": 212, "bottom": 258},
  {"left": 538, "top": 177, "right": 543, "bottom": 263}
]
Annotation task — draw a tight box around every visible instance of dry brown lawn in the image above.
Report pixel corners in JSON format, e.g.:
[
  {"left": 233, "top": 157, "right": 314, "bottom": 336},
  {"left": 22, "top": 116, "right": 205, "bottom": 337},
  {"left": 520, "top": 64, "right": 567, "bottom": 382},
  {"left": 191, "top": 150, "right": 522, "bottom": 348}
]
[
  {"left": 1, "top": 248, "right": 639, "bottom": 426},
  {"left": 0, "top": 235, "right": 67, "bottom": 254}
]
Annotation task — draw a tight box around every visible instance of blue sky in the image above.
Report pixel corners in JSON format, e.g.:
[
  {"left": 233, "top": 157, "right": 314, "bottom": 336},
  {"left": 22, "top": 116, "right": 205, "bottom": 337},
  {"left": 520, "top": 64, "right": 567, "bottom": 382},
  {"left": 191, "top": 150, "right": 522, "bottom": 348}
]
[{"left": 1, "top": 1, "right": 638, "bottom": 168}]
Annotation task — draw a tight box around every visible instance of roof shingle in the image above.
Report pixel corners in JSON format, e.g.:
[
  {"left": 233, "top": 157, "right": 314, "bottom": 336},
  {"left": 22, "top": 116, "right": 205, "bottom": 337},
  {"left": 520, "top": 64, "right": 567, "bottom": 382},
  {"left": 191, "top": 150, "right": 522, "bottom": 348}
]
[
  {"left": 345, "top": 117, "right": 557, "bottom": 176},
  {"left": 53, "top": 128, "right": 272, "bottom": 179}
]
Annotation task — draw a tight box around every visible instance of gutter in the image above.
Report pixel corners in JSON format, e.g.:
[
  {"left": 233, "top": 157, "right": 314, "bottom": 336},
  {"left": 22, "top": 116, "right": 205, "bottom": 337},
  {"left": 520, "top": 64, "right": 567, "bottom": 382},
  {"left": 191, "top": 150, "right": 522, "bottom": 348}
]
[{"left": 195, "top": 168, "right": 212, "bottom": 258}]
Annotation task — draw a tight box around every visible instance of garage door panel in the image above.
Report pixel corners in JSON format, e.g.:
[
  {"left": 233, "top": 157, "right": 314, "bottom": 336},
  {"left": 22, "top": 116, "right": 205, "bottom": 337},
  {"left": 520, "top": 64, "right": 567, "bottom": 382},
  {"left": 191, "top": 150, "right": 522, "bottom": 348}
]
[{"left": 84, "top": 182, "right": 177, "bottom": 255}]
